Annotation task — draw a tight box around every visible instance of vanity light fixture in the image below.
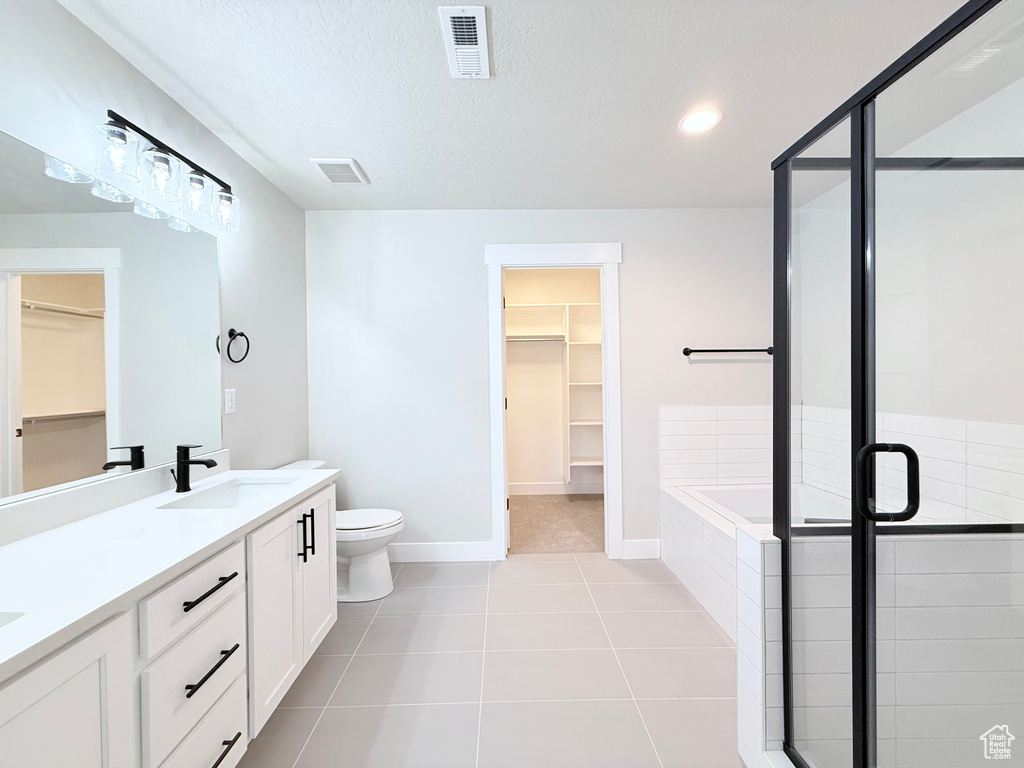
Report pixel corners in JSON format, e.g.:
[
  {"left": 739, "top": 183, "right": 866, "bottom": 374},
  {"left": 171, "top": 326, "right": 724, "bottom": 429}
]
[
  {"left": 678, "top": 108, "right": 723, "bottom": 134},
  {"left": 91, "top": 179, "right": 133, "bottom": 204},
  {"left": 101, "top": 110, "right": 240, "bottom": 232},
  {"left": 44, "top": 154, "right": 94, "bottom": 184}
]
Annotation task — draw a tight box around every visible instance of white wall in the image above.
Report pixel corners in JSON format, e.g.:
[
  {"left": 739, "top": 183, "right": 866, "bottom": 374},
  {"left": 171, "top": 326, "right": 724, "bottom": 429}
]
[
  {"left": 0, "top": 0, "right": 308, "bottom": 469},
  {"left": 307, "top": 209, "right": 772, "bottom": 548}
]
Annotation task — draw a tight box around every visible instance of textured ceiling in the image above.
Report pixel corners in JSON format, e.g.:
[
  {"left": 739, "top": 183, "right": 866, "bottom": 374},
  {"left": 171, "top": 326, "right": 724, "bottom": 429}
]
[{"left": 59, "top": 0, "right": 967, "bottom": 210}]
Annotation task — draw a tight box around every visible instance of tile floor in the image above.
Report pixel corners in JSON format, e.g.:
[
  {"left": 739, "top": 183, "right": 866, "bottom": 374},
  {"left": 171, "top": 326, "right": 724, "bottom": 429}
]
[{"left": 238, "top": 554, "right": 743, "bottom": 768}]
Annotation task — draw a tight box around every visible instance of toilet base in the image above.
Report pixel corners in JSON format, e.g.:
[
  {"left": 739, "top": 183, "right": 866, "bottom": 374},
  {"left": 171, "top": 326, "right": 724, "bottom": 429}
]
[{"left": 338, "top": 548, "right": 395, "bottom": 602}]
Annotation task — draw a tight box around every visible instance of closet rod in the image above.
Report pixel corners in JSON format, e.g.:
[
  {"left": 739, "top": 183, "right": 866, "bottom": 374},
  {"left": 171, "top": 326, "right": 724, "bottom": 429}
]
[
  {"left": 23, "top": 410, "right": 106, "bottom": 425},
  {"left": 506, "top": 335, "right": 565, "bottom": 342},
  {"left": 22, "top": 300, "right": 104, "bottom": 319}
]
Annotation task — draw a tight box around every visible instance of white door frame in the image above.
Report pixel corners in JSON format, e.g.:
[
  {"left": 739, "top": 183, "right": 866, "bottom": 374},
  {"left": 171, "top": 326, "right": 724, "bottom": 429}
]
[
  {"left": 485, "top": 243, "right": 623, "bottom": 560},
  {"left": 0, "top": 248, "right": 122, "bottom": 496}
]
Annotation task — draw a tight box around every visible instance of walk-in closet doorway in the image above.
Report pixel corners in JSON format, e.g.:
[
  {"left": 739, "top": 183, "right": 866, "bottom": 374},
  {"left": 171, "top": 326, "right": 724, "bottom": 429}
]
[{"left": 485, "top": 243, "right": 623, "bottom": 559}]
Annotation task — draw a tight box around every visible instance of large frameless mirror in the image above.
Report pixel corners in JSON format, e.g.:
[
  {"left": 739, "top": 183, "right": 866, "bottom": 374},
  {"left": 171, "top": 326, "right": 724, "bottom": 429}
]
[{"left": 0, "top": 129, "right": 221, "bottom": 505}]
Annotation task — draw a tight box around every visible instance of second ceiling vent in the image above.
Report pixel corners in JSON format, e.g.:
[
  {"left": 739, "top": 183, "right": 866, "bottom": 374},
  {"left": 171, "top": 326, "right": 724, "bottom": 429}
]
[
  {"left": 312, "top": 158, "right": 369, "bottom": 184},
  {"left": 439, "top": 6, "right": 490, "bottom": 79}
]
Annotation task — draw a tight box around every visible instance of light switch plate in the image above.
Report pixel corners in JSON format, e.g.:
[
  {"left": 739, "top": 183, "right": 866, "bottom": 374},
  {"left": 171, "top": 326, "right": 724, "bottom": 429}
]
[{"left": 224, "top": 389, "right": 236, "bottom": 414}]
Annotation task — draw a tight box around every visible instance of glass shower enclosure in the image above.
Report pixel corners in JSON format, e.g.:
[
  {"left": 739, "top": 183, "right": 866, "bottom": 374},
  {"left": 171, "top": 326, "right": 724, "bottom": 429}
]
[{"left": 774, "top": 1, "right": 1024, "bottom": 766}]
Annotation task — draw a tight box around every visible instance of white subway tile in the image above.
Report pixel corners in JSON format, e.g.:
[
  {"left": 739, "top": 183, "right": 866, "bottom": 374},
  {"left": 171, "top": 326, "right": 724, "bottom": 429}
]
[
  {"left": 737, "top": 561, "right": 761, "bottom": 604},
  {"left": 803, "top": 434, "right": 827, "bottom": 454},
  {"left": 895, "top": 573, "right": 1024, "bottom": 607},
  {"left": 718, "top": 419, "right": 773, "bottom": 435},
  {"left": 738, "top": 653, "right": 762, "bottom": 702},
  {"left": 718, "top": 405, "right": 772, "bottom": 420},
  {"left": 895, "top": 537, "right": 1024, "bottom": 574},
  {"left": 718, "top": 433, "right": 773, "bottom": 450},
  {"left": 719, "top": 462, "right": 773, "bottom": 479},
  {"left": 719, "top": 448, "right": 773, "bottom": 464},
  {"left": 660, "top": 449, "right": 717, "bottom": 464},
  {"left": 967, "top": 420, "right": 1024, "bottom": 450},
  {"left": 660, "top": 420, "right": 718, "bottom": 436},
  {"left": 968, "top": 464, "right": 1024, "bottom": 500},
  {"left": 894, "top": 638, "right": 1024, "bottom": 672},
  {"left": 659, "top": 434, "right": 716, "bottom": 450},
  {"left": 764, "top": 575, "right": 781, "bottom": 609},
  {"left": 895, "top": 605, "right": 1024, "bottom": 639},
  {"left": 883, "top": 431, "right": 966, "bottom": 463},
  {"left": 802, "top": 420, "right": 828, "bottom": 438},
  {"left": 882, "top": 413, "right": 966, "bottom": 441},
  {"left": 967, "top": 488, "right": 1024, "bottom": 522},
  {"left": 803, "top": 449, "right": 827, "bottom": 469},
  {"left": 792, "top": 574, "right": 851, "bottom": 609}
]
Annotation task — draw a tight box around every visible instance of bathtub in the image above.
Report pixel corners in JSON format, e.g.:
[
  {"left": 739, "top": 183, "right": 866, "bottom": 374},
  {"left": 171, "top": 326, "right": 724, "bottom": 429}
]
[{"left": 659, "top": 482, "right": 848, "bottom": 640}]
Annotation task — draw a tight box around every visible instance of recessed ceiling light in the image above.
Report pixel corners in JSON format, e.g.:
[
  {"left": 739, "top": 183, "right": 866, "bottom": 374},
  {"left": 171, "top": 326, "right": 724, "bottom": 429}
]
[{"left": 679, "top": 108, "right": 722, "bottom": 134}]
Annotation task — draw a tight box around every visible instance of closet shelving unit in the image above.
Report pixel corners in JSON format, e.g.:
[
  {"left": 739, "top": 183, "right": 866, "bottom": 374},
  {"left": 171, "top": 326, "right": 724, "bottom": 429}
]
[{"left": 506, "top": 301, "right": 603, "bottom": 489}]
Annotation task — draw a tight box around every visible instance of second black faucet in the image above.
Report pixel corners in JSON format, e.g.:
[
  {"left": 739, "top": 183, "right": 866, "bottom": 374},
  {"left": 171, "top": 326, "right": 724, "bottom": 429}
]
[{"left": 173, "top": 444, "right": 218, "bottom": 493}]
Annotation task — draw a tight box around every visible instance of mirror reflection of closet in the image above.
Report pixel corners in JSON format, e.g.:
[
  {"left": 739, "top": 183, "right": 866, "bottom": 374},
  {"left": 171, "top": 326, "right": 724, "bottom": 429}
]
[
  {"left": 503, "top": 268, "right": 604, "bottom": 554},
  {"left": 20, "top": 273, "right": 106, "bottom": 492}
]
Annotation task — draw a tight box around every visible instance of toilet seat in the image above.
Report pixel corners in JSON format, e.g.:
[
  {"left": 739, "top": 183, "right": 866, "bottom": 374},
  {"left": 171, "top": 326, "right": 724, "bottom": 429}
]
[{"left": 337, "top": 508, "right": 403, "bottom": 531}]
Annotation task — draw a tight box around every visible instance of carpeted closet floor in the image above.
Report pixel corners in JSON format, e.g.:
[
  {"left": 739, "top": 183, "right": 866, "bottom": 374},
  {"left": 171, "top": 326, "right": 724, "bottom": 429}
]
[{"left": 508, "top": 494, "right": 604, "bottom": 553}]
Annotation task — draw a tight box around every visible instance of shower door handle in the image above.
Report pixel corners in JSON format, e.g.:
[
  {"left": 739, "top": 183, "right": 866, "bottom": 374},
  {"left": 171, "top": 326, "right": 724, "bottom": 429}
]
[{"left": 854, "top": 443, "right": 920, "bottom": 522}]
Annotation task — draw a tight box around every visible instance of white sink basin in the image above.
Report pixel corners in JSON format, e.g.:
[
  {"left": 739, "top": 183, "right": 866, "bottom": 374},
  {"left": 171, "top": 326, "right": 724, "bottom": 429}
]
[
  {"left": 0, "top": 612, "right": 24, "bottom": 629},
  {"left": 159, "top": 477, "right": 299, "bottom": 510}
]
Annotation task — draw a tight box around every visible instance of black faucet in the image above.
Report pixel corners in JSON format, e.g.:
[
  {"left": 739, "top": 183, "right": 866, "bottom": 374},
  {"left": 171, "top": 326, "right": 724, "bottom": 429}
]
[
  {"left": 103, "top": 445, "right": 145, "bottom": 471},
  {"left": 173, "top": 444, "right": 218, "bottom": 493}
]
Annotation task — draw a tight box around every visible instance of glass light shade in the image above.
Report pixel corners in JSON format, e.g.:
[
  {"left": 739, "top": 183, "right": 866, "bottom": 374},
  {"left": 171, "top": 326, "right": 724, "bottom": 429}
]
[
  {"left": 44, "top": 154, "right": 93, "bottom": 184},
  {"left": 134, "top": 199, "right": 169, "bottom": 220},
  {"left": 142, "top": 148, "right": 180, "bottom": 202},
  {"left": 181, "top": 171, "right": 212, "bottom": 218},
  {"left": 212, "top": 191, "right": 240, "bottom": 232},
  {"left": 95, "top": 122, "right": 140, "bottom": 182},
  {"left": 91, "top": 179, "right": 133, "bottom": 204},
  {"left": 168, "top": 217, "right": 198, "bottom": 233}
]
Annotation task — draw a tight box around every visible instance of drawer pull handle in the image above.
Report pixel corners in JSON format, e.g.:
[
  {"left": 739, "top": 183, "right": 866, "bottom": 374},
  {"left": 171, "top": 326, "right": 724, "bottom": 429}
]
[
  {"left": 211, "top": 731, "right": 242, "bottom": 768},
  {"left": 185, "top": 643, "right": 240, "bottom": 699},
  {"left": 183, "top": 572, "right": 239, "bottom": 613}
]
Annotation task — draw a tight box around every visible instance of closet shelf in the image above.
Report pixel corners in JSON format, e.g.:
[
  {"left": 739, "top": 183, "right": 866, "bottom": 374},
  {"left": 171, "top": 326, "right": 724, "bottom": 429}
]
[
  {"left": 569, "top": 381, "right": 602, "bottom": 386},
  {"left": 505, "top": 302, "right": 600, "bottom": 308},
  {"left": 570, "top": 420, "right": 603, "bottom": 426},
  {"left": 22, "top": 410, "right": 105, "bottom": 425},
  {"left": 568, "top": 341, "right": 601, "bottom": 345},
  {"left": 570, "top": 457, "right": 604, "bottom": 467}
]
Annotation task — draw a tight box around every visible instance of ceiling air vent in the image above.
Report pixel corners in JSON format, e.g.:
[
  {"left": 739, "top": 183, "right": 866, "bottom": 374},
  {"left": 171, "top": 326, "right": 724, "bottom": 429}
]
[
  {"left": 439, "top": 6, "right": 490, "bottom": 79},
  {"left": 311, "top": 158, "right": 369, "bottom": 184}
]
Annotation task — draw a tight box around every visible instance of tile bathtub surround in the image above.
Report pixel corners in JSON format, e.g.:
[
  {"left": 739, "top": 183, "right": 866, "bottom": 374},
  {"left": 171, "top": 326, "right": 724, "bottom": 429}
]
[
  {"left": 660, "top": 488, "right": 739, "bottom": 642},
  {"left": 659, "top": 405, "right": 777, "bottom": 487},
  {"left": 238, "top": 555, "right": 744, "bottom": 768}
]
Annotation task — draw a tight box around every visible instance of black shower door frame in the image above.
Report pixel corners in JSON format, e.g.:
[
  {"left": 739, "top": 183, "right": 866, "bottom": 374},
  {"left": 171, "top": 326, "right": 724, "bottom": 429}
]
[{"left": 771, "top": 2, "right": 1023, "bottom": 767}]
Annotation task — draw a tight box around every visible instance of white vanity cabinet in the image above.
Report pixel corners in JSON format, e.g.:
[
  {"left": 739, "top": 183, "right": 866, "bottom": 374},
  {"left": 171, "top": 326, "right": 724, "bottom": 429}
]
[
  {"left": 248, "top": 485, "right": 337, "bottom": 735},
  {"left": 0, "top": 613, "right": 135, "bottom": 768}
]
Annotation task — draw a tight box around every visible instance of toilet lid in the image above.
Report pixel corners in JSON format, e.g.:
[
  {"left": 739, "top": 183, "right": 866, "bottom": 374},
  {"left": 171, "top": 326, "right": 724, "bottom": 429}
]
[{"left": 337, "top": 508, "right": 403, "bottom": 531}]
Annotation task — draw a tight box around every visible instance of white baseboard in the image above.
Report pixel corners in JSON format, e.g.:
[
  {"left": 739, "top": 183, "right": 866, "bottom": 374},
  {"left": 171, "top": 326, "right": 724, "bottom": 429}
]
[
  {"left": 621, "top": 539, "right": 660, "bottom": 559},
  {"left": 388, "top": 541, "right": 500, "bottom": 562}
]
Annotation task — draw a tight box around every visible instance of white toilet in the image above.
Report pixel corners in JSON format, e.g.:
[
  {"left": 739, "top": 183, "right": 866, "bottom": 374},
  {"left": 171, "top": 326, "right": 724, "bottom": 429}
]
[{"left": 336, "top": 508, "right": 404, "bottom": 602}]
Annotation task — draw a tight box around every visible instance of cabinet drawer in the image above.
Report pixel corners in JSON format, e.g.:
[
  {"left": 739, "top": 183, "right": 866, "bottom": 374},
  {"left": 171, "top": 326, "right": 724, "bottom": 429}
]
[
  {"left": 142, "top": 592, "right": 247, "bottom": 768},
  {"left": 140, "top": 542, "right": 245, "bottom": 660},
  {"left": 161, "top": 674, "right": 248, "bottom": 768}
]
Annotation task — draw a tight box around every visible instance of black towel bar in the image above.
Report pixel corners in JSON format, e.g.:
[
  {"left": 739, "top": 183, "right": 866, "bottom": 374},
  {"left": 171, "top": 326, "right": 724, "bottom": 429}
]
[{"left": 683, "top": 347, "right": 773, "bottom": 356}]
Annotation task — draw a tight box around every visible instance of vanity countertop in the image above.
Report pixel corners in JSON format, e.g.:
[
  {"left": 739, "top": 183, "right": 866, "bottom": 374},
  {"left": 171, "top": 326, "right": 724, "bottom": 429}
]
[{"left": 0, "top": 468, "right": 340, "bottom": 684}]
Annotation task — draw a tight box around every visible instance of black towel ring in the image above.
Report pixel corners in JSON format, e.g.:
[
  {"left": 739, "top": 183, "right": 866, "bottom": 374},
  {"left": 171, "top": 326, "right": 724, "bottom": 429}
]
[{"left": 217, "top": 328, "right": 250, "bottom": 363}]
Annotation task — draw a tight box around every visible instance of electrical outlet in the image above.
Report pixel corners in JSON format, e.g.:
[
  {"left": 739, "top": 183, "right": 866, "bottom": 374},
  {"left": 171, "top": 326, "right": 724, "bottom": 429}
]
[{"left": 224, "top": 389, "right": 236, "bottom": 414}]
